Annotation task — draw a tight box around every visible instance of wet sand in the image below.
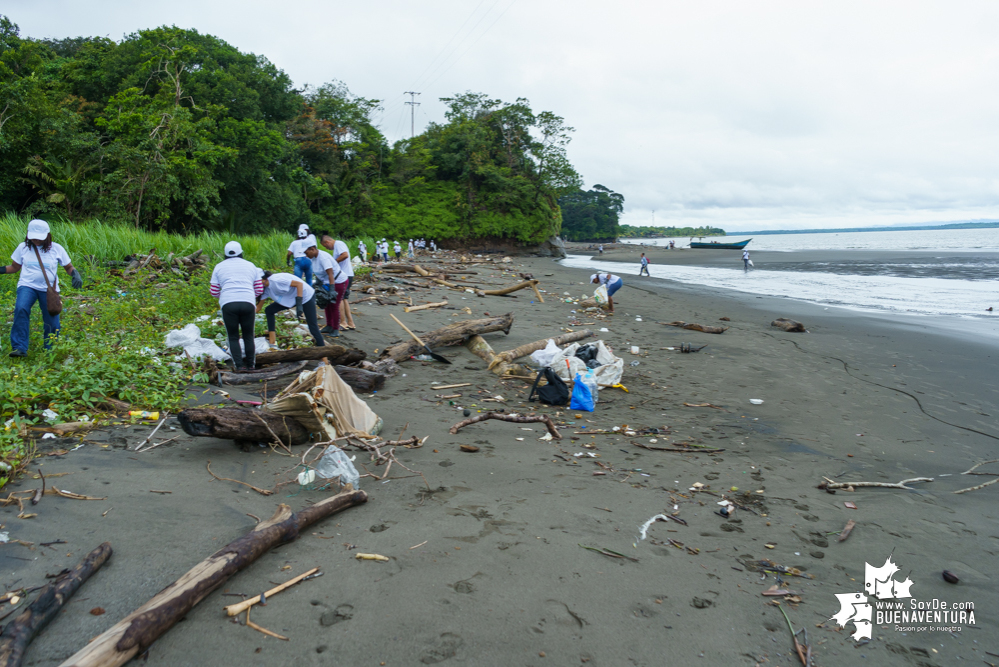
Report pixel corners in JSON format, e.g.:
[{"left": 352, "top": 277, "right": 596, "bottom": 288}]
[{"left": 3, "top": 252, "right": 997, "bottom": 666}]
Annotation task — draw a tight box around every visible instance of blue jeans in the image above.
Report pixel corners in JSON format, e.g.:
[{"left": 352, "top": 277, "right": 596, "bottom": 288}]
[
  {"left": 12, "top": 287, "right": 60, "bottom": 352},
  {"left": 607, "top": 278, "right": 623, "bottom": 297},
  {"left": 293, "top": 256, "right": 313, "bottom": 287}
]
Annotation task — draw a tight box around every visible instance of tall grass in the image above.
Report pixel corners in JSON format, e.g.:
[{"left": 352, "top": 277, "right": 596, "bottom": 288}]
[{"left": 0, "top": 214, "right": 380, "bottom": 269}]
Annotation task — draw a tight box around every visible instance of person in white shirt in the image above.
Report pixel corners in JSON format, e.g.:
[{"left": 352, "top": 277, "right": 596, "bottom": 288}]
[
  {"left": 305, "top": 243, "right": 348, "bottom": 336},
  {"left": 742, "top": 249, "right": 751, "bottom": 271},
  {"left": 393, "top": 241, "right": 401, "bottom": 259},
  {"left": 408, "top": 239, "right": 415, "bottom": 259},
  {"left": 285, "top": 224, "right": 316, "bottom": 286},
  {"left": 321, "top": 235, "right": 356, "bottom": 331},
  {"left": 256, "top": 271, "right": 324, "bottom": 347},
  {"left": 590, "top": 272, "right": 623, "bottom": 313},
  {"left": 379, "top": 239, "right": 389, "bottom": 263},
  {"left": 358, "top": 240, "right": 367, "bottom": 263},
  {"left": 430, "top": 240, "right": 436, "bottom": 252},
  {"left": 1, "top": 219, "right": 83, "bottom": 356},
  {"left": 210, "top": 241, "right": 264, "bottom": 369}
]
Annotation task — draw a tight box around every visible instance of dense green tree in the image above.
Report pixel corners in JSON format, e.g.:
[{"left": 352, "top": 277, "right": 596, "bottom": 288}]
[{"left": 559, "top": 184, "right": 624, "bottom": 241}]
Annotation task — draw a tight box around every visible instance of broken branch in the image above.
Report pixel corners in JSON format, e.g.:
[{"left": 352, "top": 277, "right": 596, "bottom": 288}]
[{"left": 449, "top": 411, "right": 561, "bottom": 440}]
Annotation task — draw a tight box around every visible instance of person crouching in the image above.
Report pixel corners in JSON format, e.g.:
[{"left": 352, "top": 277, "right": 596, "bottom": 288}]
[{"left": 256, "top": 271, "right": 325, "bottom": 348}]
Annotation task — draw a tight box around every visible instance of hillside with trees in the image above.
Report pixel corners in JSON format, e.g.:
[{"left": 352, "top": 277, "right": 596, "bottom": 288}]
[
  {"left": 0, "top": 17, "right": 581, "bottom": 245},
  {"left": 558, "top": 184, "right": 623, "bottom": 241},
  {"left": 618, "top": 224, "right": 726, "bottom": 238}
]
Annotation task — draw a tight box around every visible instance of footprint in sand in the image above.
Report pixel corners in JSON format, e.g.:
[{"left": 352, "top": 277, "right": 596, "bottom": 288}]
[
  {"left": 420, "top": 632, "right": 463, "bottom": 664},
  {"left": 319, "top": 604, "right": 354, "bottom": 627}
]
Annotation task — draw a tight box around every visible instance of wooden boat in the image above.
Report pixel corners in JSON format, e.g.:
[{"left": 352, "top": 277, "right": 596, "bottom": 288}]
[{"left": 690, "top": 238, "right": 751, "bottom": 249}]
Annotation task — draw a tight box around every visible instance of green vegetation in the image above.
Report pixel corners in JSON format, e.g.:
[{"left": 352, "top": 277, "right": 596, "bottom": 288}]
[
  {"left": 618, "top": 224, "right": 726, "bottom": 238},
  {"left": 0, "top": 213, "right": 375, "bottom": 487},
  {"left": 559, "top": 185, "right": 624, "bottom": 241},
  {"left": 0, "top": 17, "right": 581, "bottom": 245}
]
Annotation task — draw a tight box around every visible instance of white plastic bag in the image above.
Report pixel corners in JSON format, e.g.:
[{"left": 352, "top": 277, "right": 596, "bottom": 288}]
[
  {"left": 165, "top": 324, "right": 201, "bottom": 348},
  {"left": 315, "top": 445, "right": 360, "bottom": 488},
  {"left": 549, "top": 340, "right": 624, "bottom": 388},
  {"left": 236, "top": 337, "right": 272, "bottom": 357},
  {"left": 529, "top": 339, "right": 562, "bottom": 368},
  {"left": 593, "top": 284, "right": 609, "bottom": 305}
]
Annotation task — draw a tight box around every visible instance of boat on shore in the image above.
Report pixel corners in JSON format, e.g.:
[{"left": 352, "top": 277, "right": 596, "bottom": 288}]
[{"left": 690, "top": 238, "right": 751, "bottom": 249}]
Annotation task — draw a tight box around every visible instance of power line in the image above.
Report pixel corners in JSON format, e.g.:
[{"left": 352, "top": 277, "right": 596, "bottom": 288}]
[{"left": 404, "top": 91, "right": 421, "bottom": 138}]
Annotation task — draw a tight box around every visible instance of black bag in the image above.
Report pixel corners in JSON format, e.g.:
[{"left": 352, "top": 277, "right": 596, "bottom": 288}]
[{"left": 528, "top": 367, "right": 569, "bottom": 406}]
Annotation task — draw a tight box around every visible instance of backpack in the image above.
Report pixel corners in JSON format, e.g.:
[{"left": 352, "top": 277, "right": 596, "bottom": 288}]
[{"left": 528, "top": 367, "right": 569, "bottom": 406}]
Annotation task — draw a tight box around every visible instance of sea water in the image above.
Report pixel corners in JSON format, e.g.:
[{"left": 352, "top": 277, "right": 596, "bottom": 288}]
[{"left": 562, "top": 228, "right": 999, "bottom": 320}]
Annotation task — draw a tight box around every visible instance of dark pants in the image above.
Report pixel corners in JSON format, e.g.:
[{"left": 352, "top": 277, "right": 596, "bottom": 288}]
[
  {"left": 264, "top": 295, "right": 325, "bottom": 347},
  {"left": 221, "top": 301, "right": 256, "bottom": 369},
  {"left": 639, "top": 264, "right": 649, "bottom": 276},
  {"left": 12, "top": 287, "right": 60, "bottom": 352},
  {"left": 743, "top": 259, "right": 749, "bottom": 271}
]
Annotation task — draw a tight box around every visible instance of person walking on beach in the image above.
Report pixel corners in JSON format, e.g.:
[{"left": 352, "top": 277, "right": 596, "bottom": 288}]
[
  {"left": 639, "top": 253, "right": 650, "bottom": 276},
  {"left": 321, "top": 234, "right": 356, "bottom": 331},
  {"left": 590, "top": 272, "right": 623, "bottom": 313},
  {"left": 1, "top": 219, "right": 83, "bottom": 357},
  {"left": 285, "top": 224, "right": 315, "bottom": 286},
  {"left": 408, "top": 239, "right": 415, "bottom": 259},
  {"left": 256, "top": 271, "right": 325, "bottom": 347},
  {"left": 210, "top": 241, "right": 264, "bottom": 370},
  {"left": 358, "top": 240, "right": 367, "bottom": 263},
  {"left": 598, "top": 244, "right": 604, "bottom": 255},
  {"left": 305, "top": 242, "right": 347, "bottom": 337},
  {"left": 743, "top": 248, "right": 751, "bottom": 272},
  {"left": 380, "top": 239, "right": 390, "bottom": 263}
]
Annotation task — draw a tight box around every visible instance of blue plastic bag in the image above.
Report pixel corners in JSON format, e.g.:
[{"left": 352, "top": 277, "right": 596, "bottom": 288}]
[{"left": 570, "top": 372, "right": 595, "bottom": 412}]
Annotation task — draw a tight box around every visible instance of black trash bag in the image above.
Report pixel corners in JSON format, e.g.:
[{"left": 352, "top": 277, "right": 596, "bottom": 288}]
[
  {"left": 314, "top": 283, "right": 333, "bottom": 308},
  {"left": 528, "top": 367, "right": 569, "bottom": 406},
  {"left": 575, "top": 343, "right": 598, "bottom": 364},
  {"left": 585, "top": 358, "right": 601, "bottom": 369}
]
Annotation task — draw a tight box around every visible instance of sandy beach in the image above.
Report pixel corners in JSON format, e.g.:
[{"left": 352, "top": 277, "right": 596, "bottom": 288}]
[{"left": 3, "top": 247, "right": 997, "bottom": 666}]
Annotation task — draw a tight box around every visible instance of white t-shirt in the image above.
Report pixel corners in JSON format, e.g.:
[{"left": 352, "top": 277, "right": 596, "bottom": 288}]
[
  {"left": 592, "top": 273, "right": 620, "bottom": 287},
  {"left": 264, "top": 273, "right": 315, "bottom": 308},
  {"left": 12, "top": 242, "right": 71, "bottom": 292},
  {"left": 288, "top": 234, "right": 317, "bottom": 258},
  {"left": 331, "top": 240, "right": 354, "bottom": 277},
  {"left": 210, "top": 258, "right": 264, "bottom": 307},
  {"left": 311, "top": 249, "right": 347, "bottom": 285},
  {"left": 393, "top": 243, "right": 401, "bottom": 253}
]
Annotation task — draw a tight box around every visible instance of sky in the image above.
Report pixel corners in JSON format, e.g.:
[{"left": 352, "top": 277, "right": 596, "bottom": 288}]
[{"left": 7, "top": 0, "right": 999, "bottom": 231}]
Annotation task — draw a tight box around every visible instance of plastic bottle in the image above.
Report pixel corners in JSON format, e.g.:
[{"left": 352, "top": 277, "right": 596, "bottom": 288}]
[
  {"left": 581, "top": 369, "right": 599, "bottom": 404},
  {"left": 412, "top": 354, "right": 434, "bottom": 361},
  {"left": 129, "top": 411, "right": 159, "bottom": 420},
  {"left": 315, "top": 446, "right": 360, "bottom": 488}
]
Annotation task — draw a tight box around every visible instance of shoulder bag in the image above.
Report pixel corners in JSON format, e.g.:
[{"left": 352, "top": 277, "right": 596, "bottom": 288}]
[{"left": 32, "top": 245, "right": 63, "bottom": 316}]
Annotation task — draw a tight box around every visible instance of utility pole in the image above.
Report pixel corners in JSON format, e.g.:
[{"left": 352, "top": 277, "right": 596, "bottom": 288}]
[{"left": 404, "top": 91, "right": 421, "bottom": 139}]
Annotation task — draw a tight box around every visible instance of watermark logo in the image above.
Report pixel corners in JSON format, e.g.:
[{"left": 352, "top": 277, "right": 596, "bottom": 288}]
[{"left": 830, "top": 553, "right": 975, "bottom": 640}]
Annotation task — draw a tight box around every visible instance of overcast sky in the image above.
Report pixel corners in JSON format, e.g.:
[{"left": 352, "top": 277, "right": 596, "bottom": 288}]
[{"left": 8, "top": 1, "right": 999, "bottom": 230}]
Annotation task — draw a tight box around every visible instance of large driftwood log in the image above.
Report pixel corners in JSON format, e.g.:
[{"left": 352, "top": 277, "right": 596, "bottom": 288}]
[
  {"left": 465, "top": 330, "right": 594, "bottom": 377},
  {"left": 663, "top": 321, "right": 729, "bottom": 334},
  {"left": 476, "top": 279, "right": 538, "bottom": 297},
  {"left": 771, "top": 318, "right": 806, "bottom": 332},
  {"left": 465, "top": 336, "right": 522, "bottom": 377},
  {"left": 333, "top": 365, "right": 385, "bottom": 393},
  {"left": 492, "top": 330, "right": 594, "bottom": 366},
  {"left": 381, "top": 313, "right": 515, "bottom": 362},
  {"left": 0, "top": 543, "right": 112, "bottom": 667},
  {"left": 219, "top": 361, "right": 309, "bottom": 385},
  {"left": 178, "top": 408, "right": 312, "bottom": 446},
  {"left": 58, "top": 491, "right": 367, "bottom": 667},
  {"left": 254, "top": 345, "right": 365, "bottom": 367},
  {"left": 449, "top": 411, "right": 561, "bottom": 439}
]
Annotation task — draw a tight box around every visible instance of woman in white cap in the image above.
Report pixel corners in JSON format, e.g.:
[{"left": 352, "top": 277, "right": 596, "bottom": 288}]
[
  {"left": 210, "top": 241, "right": 264, "bottom": 369},
  {"left": 590, "top": 272, "right": 623, "bottom": 313},
  {"left": 256, "top": 271, "right": 325, "bottom": 347},
  {"left": 284, "top": 224, "right": 316, "bottom": 287},
  {"left": 304, "top": 241, "right": 347, "bottom": 337},
  {"left": 0, "top": 219, "right": 83, "bottom": 357}
]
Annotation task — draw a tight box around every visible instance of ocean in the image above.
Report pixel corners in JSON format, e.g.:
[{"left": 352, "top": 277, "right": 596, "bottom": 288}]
[{"left": 560, "top": 228, "right": 999, "bottom": 321}]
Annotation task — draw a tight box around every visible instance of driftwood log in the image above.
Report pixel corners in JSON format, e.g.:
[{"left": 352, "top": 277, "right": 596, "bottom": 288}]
[
  {"left": 0, "top": 543, "right": 112, "bottom": 667},
  {"left": 58, "top": 491, "right": 367, "bottom": 667},
  {"left": 663, "top": 321, "right": 729, "bottom": 334},
  {"left": 404, "top": 300, "right": 448, "bottom": 313},
  {"left": 254, "top": 344, "right": 365, "bottom": 367},
  {"left": 475, "top": 279, "right": 538, "bottom": 298},
  {"left": 771, "top": 318, "right": 806, "bottom": 332},
  {"left": 178, "top": 408, "right": 312, "bottom": 446},
  {"left": 449, "top": 411, "right": 561, "bottom": 439},
  {"left": 381, "top": 313, "right": 514, "bottom": 362},
  {"left": 492, "top": 330, "right": 593, "bottom": 366},
  {"left": 219, "top": 361, "right": 309, "bottom": 385},
  {"left": 333, "top": 365, "right": 385, "bottom": 393},
  {"left": 466, "top": 330, "right": 594, "bottom": 377}
]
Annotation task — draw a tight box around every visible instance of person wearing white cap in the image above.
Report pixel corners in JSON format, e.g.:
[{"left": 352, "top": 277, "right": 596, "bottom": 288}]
[
  {"left": 379, "top": 239, "right": 389, "bottom": 263},
  {"left": 210, "top": 241, "right": 264, "bottom": 369},
  {"left": 255, "top": 271, "right": 325, "bottom": 347},
  {"left": 1, "top": 219, "right": 83, "bottom": 357},
  {"left": 408, "top": 239, "right": 414, "bottom": 259},
  {"left": 304, "top": 241, "right": 348, "bottom": 336},
  {"left": 285, "top": 224, "right": 316, "bottom": 287},
  {"left": 590, "top": 272, "right": 623, "bottom": 313},
  {"left": 358, "top": 239, "right": 368, "bottom": 263},
  {"left": 393, "top": 240, "right": 402, "bottom": 259},
  {"left": 321, "top": 234, "right": 356, "bottom": 331}
]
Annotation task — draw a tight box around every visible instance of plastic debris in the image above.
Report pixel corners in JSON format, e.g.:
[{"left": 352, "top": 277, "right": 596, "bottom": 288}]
[
  {"left": 315, "top": 445, "right": 360, "bottom": 488},
  {"left": 42, "top": 409, "right": 59, "bottom": 422},
  {"left": 637, "top": 514, "right": 673, "bottom": 542},
  {"left": 749, "top": 399, "right": 764, "bottom": 405}
]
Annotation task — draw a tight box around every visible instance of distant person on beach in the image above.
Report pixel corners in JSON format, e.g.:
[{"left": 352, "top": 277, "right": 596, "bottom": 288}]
[
  {"left": 598, "top": 244, "right": 604, "bottom": 255},
  {"left": 358, "top": 240, "right": 367, "bottom": 263},
  {"left": 590, "top": 272, "right": 622, "bottom": 313},
  {"left": 408, "top": 239, "right": 415, "bottom": 259},
  {"left": 743, "top": 248, "right": 751, "bottom": 272},
  {"left": 1, "top": 219, "right": 83, "bottom": 357},
  {"left": 639, "top": 253, "right": 650, "bottom": 276},
  {"left": 393, "top": 241, "right": 402, "bottom": 259},
  {"left": 669, "top": 240, "right": 675, "bottom": 249}
]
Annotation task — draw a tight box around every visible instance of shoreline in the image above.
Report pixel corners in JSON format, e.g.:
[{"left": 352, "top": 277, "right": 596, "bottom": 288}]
[{"left": 2, "top": 251, "right": 995, "bottom": 666}]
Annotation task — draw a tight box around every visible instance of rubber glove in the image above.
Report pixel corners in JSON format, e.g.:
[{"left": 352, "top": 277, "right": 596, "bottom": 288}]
[
  {"left": 295, "top": 296, "right": 303, "bottom": 319},
  {"left": 286, "top": 256, "right": 293, "bottom": 267},
  {"left": 71, "top": 269, "right": 83, "bottom": 289}
]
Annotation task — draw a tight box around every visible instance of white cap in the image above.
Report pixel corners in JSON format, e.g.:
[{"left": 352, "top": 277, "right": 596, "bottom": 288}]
[
  {"left": 27, "top": 219, "right": 50, "bottom": 240},
  {"left": 224, "top": 241, "right": 243, "bottom": 257}
]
